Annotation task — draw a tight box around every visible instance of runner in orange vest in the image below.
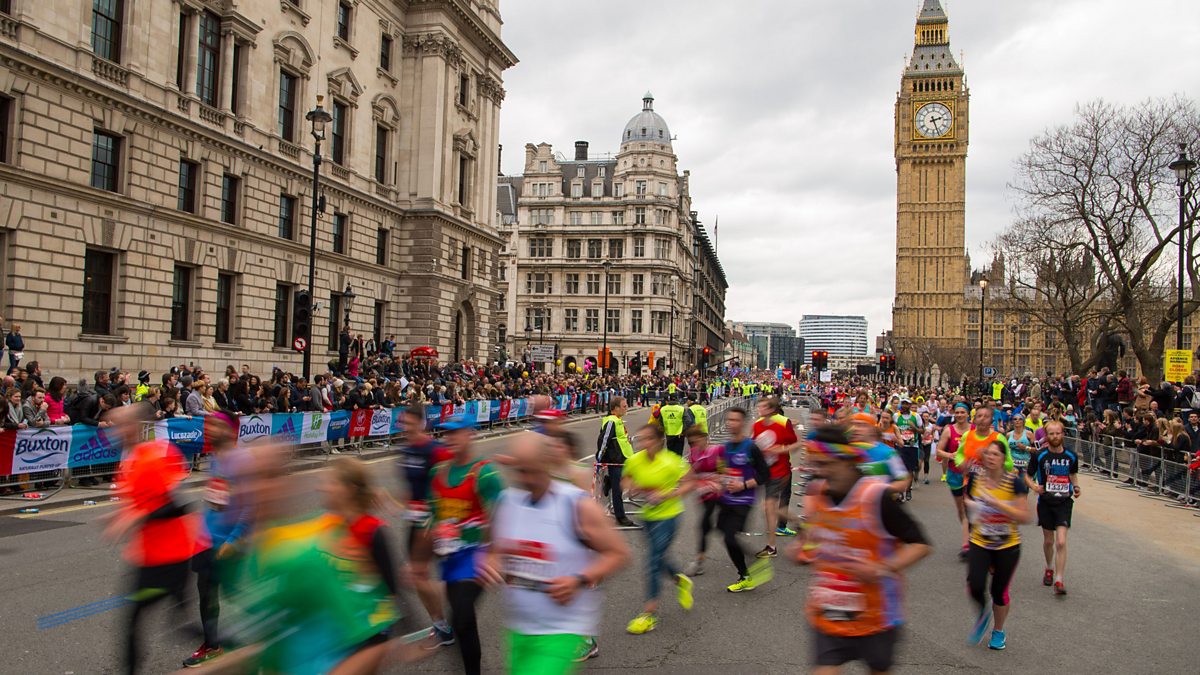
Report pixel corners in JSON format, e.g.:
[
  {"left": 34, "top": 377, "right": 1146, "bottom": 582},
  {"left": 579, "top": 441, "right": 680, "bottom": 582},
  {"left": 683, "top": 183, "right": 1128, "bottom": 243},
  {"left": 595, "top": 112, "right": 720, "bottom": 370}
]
[{"left": 794, "top": 425, "right": 932, "bottom": 674}]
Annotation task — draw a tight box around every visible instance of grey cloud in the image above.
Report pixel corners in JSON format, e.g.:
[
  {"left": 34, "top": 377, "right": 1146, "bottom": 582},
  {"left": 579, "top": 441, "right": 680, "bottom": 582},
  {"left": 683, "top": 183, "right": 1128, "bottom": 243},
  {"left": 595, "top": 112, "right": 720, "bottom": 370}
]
[{"left": 498, "top": 0, "right": 1200, "bottom": 335}]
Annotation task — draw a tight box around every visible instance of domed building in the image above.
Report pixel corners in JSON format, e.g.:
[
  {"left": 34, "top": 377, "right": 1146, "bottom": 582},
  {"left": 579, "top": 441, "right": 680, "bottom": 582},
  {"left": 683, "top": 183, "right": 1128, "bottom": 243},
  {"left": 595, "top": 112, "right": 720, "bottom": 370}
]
[{"left": 495, "top": 93, "right": 727, "bottom": 375}]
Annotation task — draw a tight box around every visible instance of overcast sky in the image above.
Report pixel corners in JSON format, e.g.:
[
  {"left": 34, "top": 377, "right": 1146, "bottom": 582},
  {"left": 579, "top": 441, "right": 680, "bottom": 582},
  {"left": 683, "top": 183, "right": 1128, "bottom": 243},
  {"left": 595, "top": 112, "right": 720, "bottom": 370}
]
[{"left": 495, "top": 0, "right": 1200, "bottom": 339}]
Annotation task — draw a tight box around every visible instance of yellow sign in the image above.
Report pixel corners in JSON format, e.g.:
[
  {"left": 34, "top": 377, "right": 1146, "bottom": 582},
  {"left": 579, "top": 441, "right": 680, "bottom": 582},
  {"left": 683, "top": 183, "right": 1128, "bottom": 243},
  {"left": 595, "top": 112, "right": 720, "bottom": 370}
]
[{"left": 1164, "top": 349, "right": 1194, "bottom": 383}]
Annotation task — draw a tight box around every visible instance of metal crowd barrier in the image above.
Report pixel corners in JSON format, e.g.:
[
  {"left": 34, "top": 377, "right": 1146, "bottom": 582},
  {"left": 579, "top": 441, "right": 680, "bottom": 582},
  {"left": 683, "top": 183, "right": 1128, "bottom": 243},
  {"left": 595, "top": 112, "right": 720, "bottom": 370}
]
[{"left": 1071, "top": 434, "right": 1198, "bottom": 510}]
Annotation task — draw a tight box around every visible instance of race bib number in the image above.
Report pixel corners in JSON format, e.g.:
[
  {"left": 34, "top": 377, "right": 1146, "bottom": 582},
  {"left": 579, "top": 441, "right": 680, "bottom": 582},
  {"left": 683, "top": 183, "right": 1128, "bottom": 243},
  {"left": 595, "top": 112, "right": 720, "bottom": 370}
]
[
  {"left": 812, "top": 572, "right": 866, "bottom": 619},
  {"left": 432, "top": 519, "right": 465, "bottom": 556},
  {"left": 204, "top": 477, "right": 229, "bottom": 509},
  {"left": 1047, "top": 474, "right": 1071, "bottom": 495},
  {"left": 900, "top": 429, "right": 916, "bottom": 444}
]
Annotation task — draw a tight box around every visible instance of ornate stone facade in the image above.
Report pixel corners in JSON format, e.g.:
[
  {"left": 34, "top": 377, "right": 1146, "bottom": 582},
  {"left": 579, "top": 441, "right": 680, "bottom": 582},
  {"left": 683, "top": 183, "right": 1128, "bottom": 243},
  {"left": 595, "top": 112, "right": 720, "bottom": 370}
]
[
  {"left": 0, "top": 0, "right": 515, "bottom": 380},
  {"left": 495, "top": 94, "right": 728, "bottom": 374}
]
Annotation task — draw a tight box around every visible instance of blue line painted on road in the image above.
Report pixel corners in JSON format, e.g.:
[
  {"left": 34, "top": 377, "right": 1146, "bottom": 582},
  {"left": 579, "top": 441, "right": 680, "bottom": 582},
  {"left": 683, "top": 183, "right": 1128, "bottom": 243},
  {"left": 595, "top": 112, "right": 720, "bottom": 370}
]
[{"left": 37, "top": 596, "right": 129, "bottom": 630}]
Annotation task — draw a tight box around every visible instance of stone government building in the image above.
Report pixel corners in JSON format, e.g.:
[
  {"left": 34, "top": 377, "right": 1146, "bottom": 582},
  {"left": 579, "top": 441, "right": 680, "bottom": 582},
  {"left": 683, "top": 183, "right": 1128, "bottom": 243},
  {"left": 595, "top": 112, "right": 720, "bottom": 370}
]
[
  {"left": 496, "top": 93, "right": 728, "bottom": 374},
  {"left": 0, "top": 0, "right": 515, "bottom": 381}
]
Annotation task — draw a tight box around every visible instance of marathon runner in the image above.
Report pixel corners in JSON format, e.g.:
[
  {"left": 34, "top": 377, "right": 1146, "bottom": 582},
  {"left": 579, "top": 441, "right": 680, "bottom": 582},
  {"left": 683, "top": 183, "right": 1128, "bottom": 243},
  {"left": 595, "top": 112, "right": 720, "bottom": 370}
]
[
  {"left": 429, "top": 417, "right": 503, "bottom": 675},
  {"left": 622, "top": 423, "right": 696, "bottom": 634},
  {"left": 894, "top": 399, "right": 922, "bottom": 501},
  {"left": 104, "top": 403, "right": 200, "bottom": 675},
  {"left": 1006, "top": 413, "right": 1034, "bottom": 472},
  {"left": 683, "top": 425, "right": 720, "bottom": 577},
  {"left": 795, "top": 425, "right": 932, "bottom": 674},
  {"left": 935, "top": 403, "right": 973, "bottom": 560},
  {"left": 848, "top": 414, "right": 911, "bottom": 495},
  {"left": 397, "top": 405, "right": 456, "bottom": 648},
  {"left": 182, "top": 412, "right": 248, "bottom": 668},
  {"left": 483, "top": 432, "right": 629, "bottom": 674},
  {"left": 1025, "top": 420, "right": 1079, "bottom": 595},
  {"left": 964, "top": 440, "right": 1033, "bottom": 651},
  {"left": 712, "top": 407, "right": 773, "bottom": 592},
  {"left": 754, "top": 396, "right": 800, "bottom": 559}
]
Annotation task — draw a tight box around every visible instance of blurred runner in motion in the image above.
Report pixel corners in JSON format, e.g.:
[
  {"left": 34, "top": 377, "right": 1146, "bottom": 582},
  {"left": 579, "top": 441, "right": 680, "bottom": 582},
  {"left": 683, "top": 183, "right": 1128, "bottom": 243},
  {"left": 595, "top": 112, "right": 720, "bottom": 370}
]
[
  {"left": 396, "top": 405, "right": 455, "bottom": 648},
  {"left": 753, "top": 396, "right": 800, "bottom": 559},
  {"left": 796, "top": 425, "right": 931, "bottom": 674},
  {"left": 105, "top": 403, "right": 201, "bottom": 675},
  {"left": 712, "top": 407, "right": 773, "bottom": 592},
  {"left": 182, "top": 411, "right": 248, "bottom": 668},
  {"left": 429, "top": 417, "right": 503, "bottom": 675},
  {"left": 482, "top": 432, "right": 629, "bottom": 673}
]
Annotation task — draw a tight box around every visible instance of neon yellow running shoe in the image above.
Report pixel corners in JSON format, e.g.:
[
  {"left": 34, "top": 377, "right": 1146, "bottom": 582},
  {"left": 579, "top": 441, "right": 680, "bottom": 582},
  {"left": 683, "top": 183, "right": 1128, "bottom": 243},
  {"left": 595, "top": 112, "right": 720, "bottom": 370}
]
[
  {"left": 626, "top": 612, "right": 657, "bottom": 635},
  {"left": 675, "top": 574, "right": 694, "bottom": 610},
  {"left": 726, "top": 577, "right": 754, "bottom": 593},
  {"left": 747, "top": 558, "right": 775, "bottom": 588}
]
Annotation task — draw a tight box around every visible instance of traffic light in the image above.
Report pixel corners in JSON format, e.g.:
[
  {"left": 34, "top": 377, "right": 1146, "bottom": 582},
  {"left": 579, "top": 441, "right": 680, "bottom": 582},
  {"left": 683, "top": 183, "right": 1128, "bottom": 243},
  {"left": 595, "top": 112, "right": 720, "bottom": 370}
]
[
  {"left": 811, "top": 350, "right": 829, "bottom": 371},
  {"left": 701, "top": 346, "right": 712, "bottom": 370},
  {"left": 879, "top": 354, "right": 888, "bottom": 370},
  {"left": 292, "top": 289, "right": 311, "bottom": 352},
  {"left": 887, "top": 354, "right": 897, "bottom": 372}
]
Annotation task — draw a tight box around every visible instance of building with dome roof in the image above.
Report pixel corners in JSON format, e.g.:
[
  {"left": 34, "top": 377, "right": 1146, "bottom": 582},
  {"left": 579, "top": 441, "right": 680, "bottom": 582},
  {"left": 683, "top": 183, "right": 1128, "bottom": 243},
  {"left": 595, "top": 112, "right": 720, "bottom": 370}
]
[{"left": 495, "top": 93, "right": 727, "bottom": 374}]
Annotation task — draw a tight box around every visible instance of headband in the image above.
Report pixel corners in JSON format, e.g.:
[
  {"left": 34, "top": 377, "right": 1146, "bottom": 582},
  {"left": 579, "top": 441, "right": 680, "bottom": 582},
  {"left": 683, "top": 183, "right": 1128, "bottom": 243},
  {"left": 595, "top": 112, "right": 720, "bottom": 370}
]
[
  {"left": 954, "top": 402, "right": 970, "bottom": 411},
  {"left": 807, "top": 439, "right": 870, "bottom": 463}
]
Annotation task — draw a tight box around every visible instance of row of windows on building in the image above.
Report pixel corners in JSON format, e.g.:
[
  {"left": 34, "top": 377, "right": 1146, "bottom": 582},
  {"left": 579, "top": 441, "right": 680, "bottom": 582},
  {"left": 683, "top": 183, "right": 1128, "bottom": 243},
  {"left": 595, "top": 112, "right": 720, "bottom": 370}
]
[
  {"left": 84, "top": 2, "right": 451, "bottom": 195},
  {"left": 519, "top": 271, "right": 676, "bottom": 297},
  {"left": 82, "top": 247, "right": 387, "bottom": 351},
  {"left": 80, "top": 126, "right": 396, "bottom": 260},
  {"left": 525, "top": 178, "right": 672, "bottom": 199},
  {"left": 521, "top": 307, "right": 675, "bottom": 336},
  {"left": 527, "top": 207, "right": 675, "bottom": 227},
  {"left": 524, "top": 236, "right": 674, "bottom": 259}
]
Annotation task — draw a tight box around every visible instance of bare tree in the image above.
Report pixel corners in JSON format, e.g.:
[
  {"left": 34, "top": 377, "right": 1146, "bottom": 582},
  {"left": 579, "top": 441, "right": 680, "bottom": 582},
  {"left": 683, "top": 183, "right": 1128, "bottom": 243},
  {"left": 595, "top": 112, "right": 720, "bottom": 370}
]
[{"left": 1008, "top": 97, "right": 1200, "bottom": 381}]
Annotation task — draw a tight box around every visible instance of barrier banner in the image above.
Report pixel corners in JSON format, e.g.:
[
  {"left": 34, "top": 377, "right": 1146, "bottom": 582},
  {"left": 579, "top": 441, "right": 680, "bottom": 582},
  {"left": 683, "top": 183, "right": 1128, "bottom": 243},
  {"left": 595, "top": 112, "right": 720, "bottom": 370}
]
[
  {"left": 464, "top": 401, "right": 478, "bottom": 424},
  {"left": 271, "top": 414, "right": 303, "bottom": 444},
  {"left": 509, "top": 399, "right": 525, "bottom": 420},
  {"left": 498, "top": 400, "right": 511, "bottom": 420},
  {"left": 389, "top": 408, "right": 405, "bottom": 436},
  {"left": 327, "top": 410, "right": 351, "bottom": 441},
  {"left": 301, "top": 412, "right": 329, "bottom": 445},
  {"left": 425, "top": 405, "right": 441, "bottom": 428},
  {"left": 454, "top": 403, "right": 467, "bottom": 419},
  {"left": 238, "top": 414, "right": 273, "bottom": 444},
  {"left": 370, "top": 409, "right": 392, "bottom": 437},
  {"left": 474, "top": 401, "right": 490, "bottom": 424},
  {"left": 152, "top": 417, "right": 208, "bottom": 458},
  {"left": 69, "top": 425, "right": 123, "bottom": 467},
  {"left": 349, "top": 409, "right": 372, "bottom": 437},
  {"left": 439, "top": 403, "right": 454, "bottom": 423},
  {"left": 0, "top": 426, "right": 73, "bottom": 474}
]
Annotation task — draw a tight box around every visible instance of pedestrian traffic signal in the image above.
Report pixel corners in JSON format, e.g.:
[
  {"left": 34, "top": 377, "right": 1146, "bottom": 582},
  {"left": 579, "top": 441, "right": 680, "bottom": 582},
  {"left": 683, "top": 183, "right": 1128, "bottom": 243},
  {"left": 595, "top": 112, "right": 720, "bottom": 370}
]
[
  {"left": 886, "top": 354, "right": 896, "bottom": 372},
  {"left": 701, "top": 346, "right": 712, "bottom": 370},
  {"left": 292, "top": 289, "right": 311, "bottom": 351}
]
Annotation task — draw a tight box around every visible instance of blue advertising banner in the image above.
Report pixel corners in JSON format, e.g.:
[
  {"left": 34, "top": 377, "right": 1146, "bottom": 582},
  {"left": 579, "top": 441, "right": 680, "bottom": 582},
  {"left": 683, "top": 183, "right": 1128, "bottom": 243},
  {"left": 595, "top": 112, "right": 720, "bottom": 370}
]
[
  {"left": 271, "top": 413, "right": 304, "bottom": 444},
  {"left": 326, "top": 410, "right": 351, "bottom": 442},
  {"left": 69, "top": 425, "right": 122, "bottom": 467}
]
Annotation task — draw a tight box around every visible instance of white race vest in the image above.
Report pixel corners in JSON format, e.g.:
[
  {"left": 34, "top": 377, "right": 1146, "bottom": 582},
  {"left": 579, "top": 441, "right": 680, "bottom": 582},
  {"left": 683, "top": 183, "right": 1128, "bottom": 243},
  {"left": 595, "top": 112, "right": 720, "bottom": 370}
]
[{"left": 493, "top": 482, "right": 599, "bottom": 636}]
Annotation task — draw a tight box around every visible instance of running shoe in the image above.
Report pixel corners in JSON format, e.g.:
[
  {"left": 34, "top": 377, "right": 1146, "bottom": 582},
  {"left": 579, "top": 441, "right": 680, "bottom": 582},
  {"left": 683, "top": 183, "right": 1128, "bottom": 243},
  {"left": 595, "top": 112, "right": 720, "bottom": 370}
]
[
  {"left": 182, "top": 644, "right": 222, "bottom": 668},
  {"left": 775, "top": 526, "right": 797, "bottom": 537},
  {"left": 424, "top": 624, "right": 455, "bottom": 649},
  {"left": 988, "top": 629, "right": 1007, "bottom": 651},
  {"left": 683, "top": 559, "right": 705, "bottom": 577},
  {"left": 616, "top": 517, "right": 639, "bottom": 528},
  {"left": 969, "top": 604, "right": 993, "bottom": 645},
  {"left": 675, "top": 574, "right": 694, "bottom": 610},
  {"left": 958, "top": 546, "right": 969, "bottom": 562},
  {"left": 1054, "top": 580, "right": 1067, "bottom": 596},
  {"left": 940, "top": 473, "right": 947, "bottom": 483},
  {"left": 573, "top": 637, "right": 599, "bottom": 662},
  {"left": 626, "top": 612, "right": 658, "bottom": 635},
  {"left": 747, "top": 558, "right": 775, "bottom": 587},
  {"left": 726, "top": 576, "right": 755, "bottom": 593},
  {"left": 1042, "top": 568, "right": 1054, "bottom": 586},
  {"left": 756, "top": 545, "right": 778, "bottom": 559},
  {"left": 904, "top": 489, "right": 913, "bottom": 501},
  {"left": 924, "top": 478, "right": 930, "bottom": 485}
]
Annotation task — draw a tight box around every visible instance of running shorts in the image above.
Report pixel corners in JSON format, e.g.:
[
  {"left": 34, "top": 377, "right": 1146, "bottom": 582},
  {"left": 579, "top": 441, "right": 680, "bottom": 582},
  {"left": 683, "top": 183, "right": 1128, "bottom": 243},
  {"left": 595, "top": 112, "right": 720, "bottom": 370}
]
[
  {"left": 812, "top": 627, "right": 899, "bottom": 671},
  {"left": 1037, "top": 499, "right": 1073, "bottom": 530},
  {"left": 506, "top": 631, "right": 587, "bottom": 675}
]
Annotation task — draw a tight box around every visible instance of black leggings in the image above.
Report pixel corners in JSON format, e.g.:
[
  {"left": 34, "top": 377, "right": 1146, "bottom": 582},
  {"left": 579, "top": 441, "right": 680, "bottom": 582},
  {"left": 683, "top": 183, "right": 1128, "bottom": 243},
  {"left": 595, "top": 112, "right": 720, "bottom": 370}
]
[
  {"left": 192, "top": 548, "right": 220, "bottom": 647},
  {"left": 718, "top": 503, "right": 752, "bottom": 577},
  {"left": 967, "top": 543, "right": 1020, "bottom": 609},
  {"left": 447, "top": 580, "right": 484, "bottom": 675},
  {"left": 698, "top": 500, "right": 718, "bottom": 554},
  {"left": 919, "top": 444, "right": 932, "bottom": 475},
  {"left": 124, "top": 562, "right": 189, "bottom": 675}
]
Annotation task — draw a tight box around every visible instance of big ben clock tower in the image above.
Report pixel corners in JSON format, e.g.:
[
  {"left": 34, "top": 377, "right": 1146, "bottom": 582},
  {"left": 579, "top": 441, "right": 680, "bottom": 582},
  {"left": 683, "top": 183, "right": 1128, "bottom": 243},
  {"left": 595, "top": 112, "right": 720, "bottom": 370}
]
[{"left": 892, "top": 0, "right": 970, "bottom": 367}]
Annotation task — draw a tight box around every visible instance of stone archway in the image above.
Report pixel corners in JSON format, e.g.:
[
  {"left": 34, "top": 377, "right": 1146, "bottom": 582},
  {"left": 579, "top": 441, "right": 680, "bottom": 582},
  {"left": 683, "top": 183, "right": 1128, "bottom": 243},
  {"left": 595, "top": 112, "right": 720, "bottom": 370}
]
[{"left": 453, "top": 300, "right": 478, "bottom": 362}]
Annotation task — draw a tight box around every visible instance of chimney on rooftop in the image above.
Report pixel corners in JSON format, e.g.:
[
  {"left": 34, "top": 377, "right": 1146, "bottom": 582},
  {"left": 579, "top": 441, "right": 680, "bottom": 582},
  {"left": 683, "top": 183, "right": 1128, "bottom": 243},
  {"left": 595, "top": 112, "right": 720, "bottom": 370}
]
[{"left": 574, "top": 141, "right": 589, "bottom": 161}]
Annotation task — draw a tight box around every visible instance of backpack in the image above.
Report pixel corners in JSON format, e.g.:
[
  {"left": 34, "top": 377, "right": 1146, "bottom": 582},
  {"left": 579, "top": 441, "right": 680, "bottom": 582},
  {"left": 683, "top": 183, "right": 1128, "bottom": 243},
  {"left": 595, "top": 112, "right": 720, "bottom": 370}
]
[{"left": 65, "top": 392, "right": 93, "bottom": 424}]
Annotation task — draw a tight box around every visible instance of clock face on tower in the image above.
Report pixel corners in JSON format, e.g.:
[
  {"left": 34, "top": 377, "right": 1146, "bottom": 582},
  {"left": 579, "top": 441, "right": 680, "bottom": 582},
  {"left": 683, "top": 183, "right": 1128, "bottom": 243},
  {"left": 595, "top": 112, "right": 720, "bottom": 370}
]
[{"left": 915, "top": 101, "right": 953, "bottom": 139}]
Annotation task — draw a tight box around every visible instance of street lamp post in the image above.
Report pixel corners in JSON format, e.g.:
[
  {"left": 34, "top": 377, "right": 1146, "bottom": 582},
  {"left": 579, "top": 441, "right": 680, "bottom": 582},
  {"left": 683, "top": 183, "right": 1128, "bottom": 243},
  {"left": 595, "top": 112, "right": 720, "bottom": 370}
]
[
  {"left": 537, "top": 305, "right": 546, "bottom": 372},
  {"left": 978, "top": 277, "right": 989, "bottom": 391},
  {"left": 1169, "top": 143, "right": 1196, "bottom": 355},
  {"left": 301, "top": 98, "right": 332, "bottom": 382},
  {"left": 601, "top": 259, "right": 612, "bottom": 375},
  {"left": 669, "top": 281, "right": 678, "bottom": 374},
  {"left": 524, "top": 325, "right": 532, "bottom": 368}
]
